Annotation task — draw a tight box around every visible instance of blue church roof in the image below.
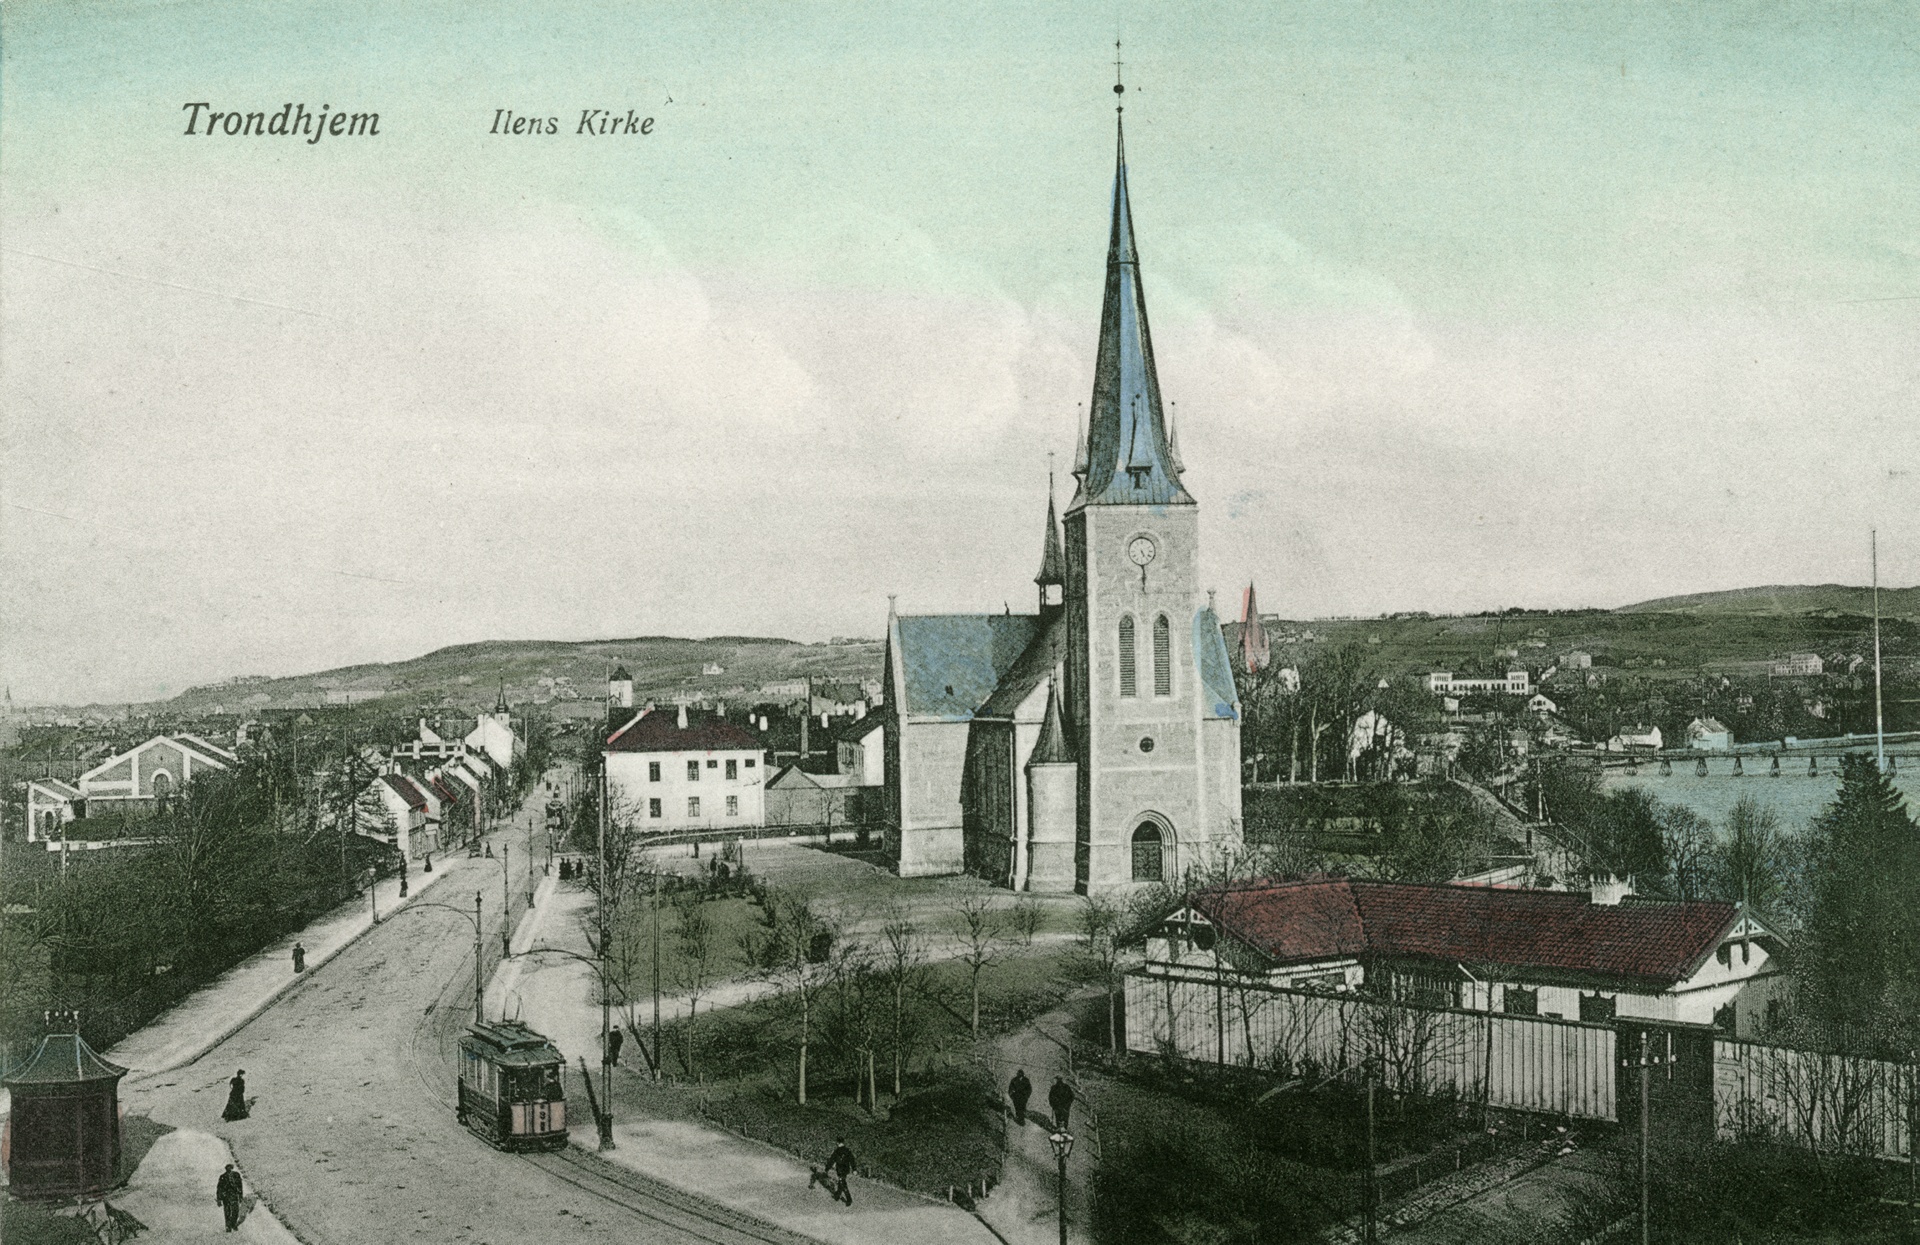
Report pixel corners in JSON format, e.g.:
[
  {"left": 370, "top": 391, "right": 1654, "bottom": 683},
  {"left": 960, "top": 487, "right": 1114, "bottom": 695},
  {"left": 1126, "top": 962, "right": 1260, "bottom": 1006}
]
[
  {"left": 1192, "top": 606, "right": 1239, "bottom": 721},
  {"left": 892, "top": 614, "right": 1046, "bottom": 722}
]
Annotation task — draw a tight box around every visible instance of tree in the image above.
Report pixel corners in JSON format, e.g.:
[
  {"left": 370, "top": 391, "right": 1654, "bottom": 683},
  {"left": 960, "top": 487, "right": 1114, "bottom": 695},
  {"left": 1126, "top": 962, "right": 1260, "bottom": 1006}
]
[
  {"left": 742, "top": 887, "right": 836, "bottom": 1104},
  {"left": 1659, "top": 805, "right": 1716, "bottom": 902},
  {"left": 1009, "top": 891, "right": 1044, "bottom": 947},
  {"left": 1795, "top": 755, "right": 1920, "bottom": 1050},
  {"left": 949, "top": 887, "right": 1006, "bottom": 1039},
  {"left": 671, "top": 890, "right": 721, "bottom": 1078},
  {"left": 1715, "top": 795, "right": 1787, "bottom": 914},
  {"left": 876, "top": 904, "right": 929, "bottom": 1098},
  {"left": 1080, "top": 895, "right": 1127, "bottom": 1051}
]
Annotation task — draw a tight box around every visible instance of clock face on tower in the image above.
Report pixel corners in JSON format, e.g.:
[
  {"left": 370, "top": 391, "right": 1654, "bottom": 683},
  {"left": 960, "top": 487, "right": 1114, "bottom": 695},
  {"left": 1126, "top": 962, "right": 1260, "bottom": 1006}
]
[{"left": 1127, "top": 535, "right": 1158, "bottom": 568}]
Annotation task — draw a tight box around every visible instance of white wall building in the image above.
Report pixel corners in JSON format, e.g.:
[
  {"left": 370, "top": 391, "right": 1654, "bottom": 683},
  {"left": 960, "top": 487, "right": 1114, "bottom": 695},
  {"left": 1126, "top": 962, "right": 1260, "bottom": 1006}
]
[{"left": 605, "top": 705, "right": 766, "bottom": 832}]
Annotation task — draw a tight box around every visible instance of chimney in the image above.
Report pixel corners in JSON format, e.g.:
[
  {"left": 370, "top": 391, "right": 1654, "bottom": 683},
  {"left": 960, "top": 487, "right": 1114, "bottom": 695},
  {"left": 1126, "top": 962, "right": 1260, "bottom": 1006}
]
[
  {"left": 677, "top": 703, "right": 688, "bottom": 730},
  {"left": 1590, "top": 875, "right": 1633, "bottom": 906},
  {"left": 856, "top": 702, "right": 867, "bottom": 720}
]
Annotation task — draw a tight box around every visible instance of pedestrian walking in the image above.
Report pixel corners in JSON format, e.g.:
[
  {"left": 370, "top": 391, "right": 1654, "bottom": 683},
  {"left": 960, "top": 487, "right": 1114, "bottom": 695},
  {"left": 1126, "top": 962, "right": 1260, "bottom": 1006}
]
[
  {"left": 216, "top": 1163, "right": 244, "bottom": 1231},
  {"left": 1008, "top": 1068, "right": 1032, "bottom": 1125},
  {"left": 826, "top": 1137, "right": 857, "bottom": 1205},
  {"left": 608, "top": 1026, "right": 624, "bottom": 1066},
  {"left": 222, "top": 1070, "right": 249, "bottom": 1122},
  {"left": 1048, "top": 1077, "right": 1074, "bottom": 1131},
  {"left": 291, "top": 942, "right": 306, "bottom": 974}
]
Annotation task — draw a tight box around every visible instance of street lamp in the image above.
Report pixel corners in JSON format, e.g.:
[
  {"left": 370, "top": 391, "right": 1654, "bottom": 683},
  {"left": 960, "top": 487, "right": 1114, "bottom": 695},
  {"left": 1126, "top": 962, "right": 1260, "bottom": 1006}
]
[
  {"left": 378, "top": 892, "right": 487, "bottom": 1023},
  {"left": 1047, "top": 1130, "right": 1073, "bottom": 1245},
  {"left": 366, "top": 867, "right": 380, "bottom": 923}
]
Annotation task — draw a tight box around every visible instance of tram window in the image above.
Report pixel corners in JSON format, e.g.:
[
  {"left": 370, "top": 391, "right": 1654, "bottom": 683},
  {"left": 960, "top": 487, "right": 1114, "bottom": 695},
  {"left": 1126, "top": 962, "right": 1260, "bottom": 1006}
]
[{"left": 541, "top": 1066, "right": 562, "bottom": 1099}]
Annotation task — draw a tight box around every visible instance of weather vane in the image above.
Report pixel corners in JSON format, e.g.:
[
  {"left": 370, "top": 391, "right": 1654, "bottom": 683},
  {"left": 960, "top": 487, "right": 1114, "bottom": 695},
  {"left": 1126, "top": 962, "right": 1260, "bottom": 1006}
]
[{"left": 1114, "top": 39, "right": 1125, "bottom": 110}]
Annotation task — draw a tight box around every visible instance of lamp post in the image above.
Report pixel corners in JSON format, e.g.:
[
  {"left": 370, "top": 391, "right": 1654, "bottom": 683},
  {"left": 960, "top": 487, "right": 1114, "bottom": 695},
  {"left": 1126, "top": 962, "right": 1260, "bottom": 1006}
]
[
  {"left": 373, "top": 893, "right": 486, "bottom": 1023},
  {"left": 1047, "top": 1130, "right": 1073, "bottom": 1245},
  {"left": 501, "top": 844, "right": 512, "bottom": 953},
  {"left": 366, "top": 867, "right": 379, "bottom": 924},
  {"left": 527, "top": 821, "right": 537, "bottom": 906}
]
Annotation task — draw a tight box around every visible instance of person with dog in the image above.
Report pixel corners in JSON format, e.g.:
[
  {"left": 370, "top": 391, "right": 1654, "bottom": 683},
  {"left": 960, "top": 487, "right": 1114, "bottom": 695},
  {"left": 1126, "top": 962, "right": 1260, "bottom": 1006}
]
[{"left": 825, "top": 1137, "right": 856, "bottom": 1205}]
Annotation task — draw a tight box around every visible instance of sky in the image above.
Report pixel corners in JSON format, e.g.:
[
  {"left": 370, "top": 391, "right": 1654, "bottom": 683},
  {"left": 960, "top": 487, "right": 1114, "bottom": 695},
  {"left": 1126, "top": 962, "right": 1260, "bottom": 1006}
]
[{"left": 2, "top": 0, "right": 1917, "bottom": 706}]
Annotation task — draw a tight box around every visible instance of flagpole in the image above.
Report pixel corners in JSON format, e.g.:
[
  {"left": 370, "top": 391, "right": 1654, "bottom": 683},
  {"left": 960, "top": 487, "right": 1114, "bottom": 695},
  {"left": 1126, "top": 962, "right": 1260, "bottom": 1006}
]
[{"left": 1873, "top": 530, "right": 1886, "bottom": 773}]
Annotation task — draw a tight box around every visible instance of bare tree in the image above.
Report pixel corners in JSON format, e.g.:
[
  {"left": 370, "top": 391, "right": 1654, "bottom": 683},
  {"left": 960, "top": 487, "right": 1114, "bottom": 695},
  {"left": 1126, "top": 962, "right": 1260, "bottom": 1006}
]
[
  {"left": 1079, "top": 895, "right": 1126, "bottom": 1051},
  {"left": 742, "top": 887, "right": 836, "bottom": 1104},
  {"left": 876, "top": 904, "right": 929, "bottom": 1097},
  {"left": 1009, "top": 890, "right": 1044, "bottom": 947},
  {"left": 949, "top": 887, "right": 1006, "bottom": 1040},
  {"left": 672, "top": 890, "right": 721, "bottom": 1079}
]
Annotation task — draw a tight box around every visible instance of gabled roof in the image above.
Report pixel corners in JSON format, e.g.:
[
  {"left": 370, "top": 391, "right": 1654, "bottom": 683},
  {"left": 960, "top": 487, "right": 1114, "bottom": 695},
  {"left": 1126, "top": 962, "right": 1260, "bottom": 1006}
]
[
  {"left": 177, "top": 733, "right": 239, "bottom": 763},
  {"left": 381, "top": 773, "right": 429, "bottom": 809},
  {"left": 831, "top": 714, "right": 883, "bottom": 746},
  {"left": 28, "top": 777, "right": 82, "bottom": 799},
  {"left": 891, "top": 614, "right": 1045, "bottom": 721},
  {"left": 79, "top": 734, "right": 232, "bottom": 784},
  {"left": 1188, "top": 878, "right": 1752, "bottom": 989},
  {"left": 606, "top": 708, "right": 762, "bottom": 754},
  {"left": 767, "top": 765, "right": 859, "bottom": 790}
]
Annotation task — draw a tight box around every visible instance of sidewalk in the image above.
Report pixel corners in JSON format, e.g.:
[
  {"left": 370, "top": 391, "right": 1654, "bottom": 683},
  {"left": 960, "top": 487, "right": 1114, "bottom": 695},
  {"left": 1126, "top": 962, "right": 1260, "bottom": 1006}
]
[
  {"left": 109, "top": 852, "right": 455, "bottom": 1077},
  {"left": 109, "top": 1129, "right": 302, "bottom": 1245},
  {"left": 492, "top": 876, "right": 1000, "bottom": 1245},
  {"left": 979, "top": 1007, "right": 1095, "bottom": 1245}
]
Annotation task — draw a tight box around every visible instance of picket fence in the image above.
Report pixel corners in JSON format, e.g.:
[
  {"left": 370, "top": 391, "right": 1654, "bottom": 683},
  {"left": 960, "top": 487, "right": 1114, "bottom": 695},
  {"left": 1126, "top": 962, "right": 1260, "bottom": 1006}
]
[{"left": 1125, "top": 970, "right": 1618, "bottom": 1121}]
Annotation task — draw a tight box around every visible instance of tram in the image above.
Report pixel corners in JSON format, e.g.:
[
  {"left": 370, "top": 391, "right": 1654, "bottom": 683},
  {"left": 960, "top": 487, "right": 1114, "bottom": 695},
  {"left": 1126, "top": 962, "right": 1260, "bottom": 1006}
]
[{"left": 456, "top": 1019, "right": 569, "bottom": 1151}]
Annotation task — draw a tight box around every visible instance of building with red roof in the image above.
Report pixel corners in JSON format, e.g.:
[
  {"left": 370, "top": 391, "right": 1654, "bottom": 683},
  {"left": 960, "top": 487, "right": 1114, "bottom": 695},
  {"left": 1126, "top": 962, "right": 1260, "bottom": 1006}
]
[
  {"left": 1146, "top": 876, "right": 1785, "bottom": 1037},
  {"left": 604, "top": 704, "right": 766, "bottom": 832}
]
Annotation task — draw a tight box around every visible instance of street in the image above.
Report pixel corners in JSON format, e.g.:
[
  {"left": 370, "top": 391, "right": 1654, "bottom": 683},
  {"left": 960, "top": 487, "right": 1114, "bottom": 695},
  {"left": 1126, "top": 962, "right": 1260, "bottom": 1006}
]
[{"left": 119, "top": 811, "right": 814, "bottom": 1245}]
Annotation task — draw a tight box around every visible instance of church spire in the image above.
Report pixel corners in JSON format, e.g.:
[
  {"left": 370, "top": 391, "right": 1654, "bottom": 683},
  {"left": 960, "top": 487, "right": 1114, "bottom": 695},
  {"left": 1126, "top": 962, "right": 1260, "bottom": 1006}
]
[
  {"left": 1034, "top": 461, "right": 1066, "bottom": 595},
  {"left": 1073, "top": 85, "right": 1191, "bottom": 509}
]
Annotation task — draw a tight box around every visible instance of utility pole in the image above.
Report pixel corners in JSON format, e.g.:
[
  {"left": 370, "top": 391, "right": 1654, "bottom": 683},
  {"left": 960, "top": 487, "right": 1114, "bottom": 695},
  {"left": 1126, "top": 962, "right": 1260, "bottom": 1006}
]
[
  {"left": 501, "top": 844, "right": 512, "bottom": 958},
  {"left": 474, "top": 891, "right": 485, "bottom": 1024},
  {"left": 597, "top": 755, "right": 614, "bottom": 1150},
  {"left": 1873, "top": 530, "right": 1886, "bottom": 773},
  {"left": 1364, "top": 1064, "right": 1377, "bottom": 1245},
  {"left": 1640, "top": 1030, "right": 1651, "bottom": 1245},
  {"left": 651, "top": 866, "right": 662, "bottom": 1082}
]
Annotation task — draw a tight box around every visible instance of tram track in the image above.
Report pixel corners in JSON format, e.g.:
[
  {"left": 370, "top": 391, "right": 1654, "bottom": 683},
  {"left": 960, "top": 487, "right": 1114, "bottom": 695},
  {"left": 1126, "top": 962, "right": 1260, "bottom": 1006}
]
[{"left": 405, "top": 887, "right": 823, "bottom": 1245}]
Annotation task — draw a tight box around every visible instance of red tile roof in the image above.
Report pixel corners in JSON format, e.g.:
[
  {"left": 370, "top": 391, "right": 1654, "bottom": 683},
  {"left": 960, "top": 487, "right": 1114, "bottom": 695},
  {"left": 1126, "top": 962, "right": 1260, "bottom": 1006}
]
[
  {"left": 382, "top": 773, "right": 429, "bottom": 809},
  {"left": 606, "top": 709, "right": 763, "bottom": 754},
  {"left": 1189, "top": 878, "right": 1739, "bottom": 988}
]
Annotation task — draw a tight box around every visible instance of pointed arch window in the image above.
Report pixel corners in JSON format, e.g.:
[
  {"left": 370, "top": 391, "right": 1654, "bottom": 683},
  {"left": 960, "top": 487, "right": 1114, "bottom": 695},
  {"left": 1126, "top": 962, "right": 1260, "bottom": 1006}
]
[
  {"left": 1152, "top": 614, "right": 1172, "bottom": 697},
  {"left": 1118, "top": 616, "right": 1137, "bottom": 698}
]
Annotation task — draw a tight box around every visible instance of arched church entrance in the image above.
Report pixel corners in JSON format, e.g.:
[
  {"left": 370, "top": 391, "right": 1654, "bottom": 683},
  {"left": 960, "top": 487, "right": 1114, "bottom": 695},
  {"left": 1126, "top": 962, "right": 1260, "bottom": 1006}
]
[{"left": 1131, "top": 819, "right": 1171, "bottom": 882}]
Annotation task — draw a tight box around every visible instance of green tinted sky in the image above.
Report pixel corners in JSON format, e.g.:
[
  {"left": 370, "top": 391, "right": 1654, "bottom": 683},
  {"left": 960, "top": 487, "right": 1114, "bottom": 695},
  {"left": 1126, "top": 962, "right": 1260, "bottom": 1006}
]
[{"left": 3, "top": 1, "right": 1916, "bottom": 702}]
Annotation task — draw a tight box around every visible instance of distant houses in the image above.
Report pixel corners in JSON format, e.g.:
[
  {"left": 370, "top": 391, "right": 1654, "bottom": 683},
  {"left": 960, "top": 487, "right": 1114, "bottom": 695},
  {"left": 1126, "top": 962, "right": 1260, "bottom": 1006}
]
[
  {"left": 1771, "top": 652, "right": 1824, "bottom": 678},
  {"left": 1687, "top": 717, "right": 1733, "bottom": 752},
  {"left": 1607, "top": 725, "right": 1664, "bottom": 752},
  {"left": 1426, "top": 670, "right": 1532, "bottom": 696}
]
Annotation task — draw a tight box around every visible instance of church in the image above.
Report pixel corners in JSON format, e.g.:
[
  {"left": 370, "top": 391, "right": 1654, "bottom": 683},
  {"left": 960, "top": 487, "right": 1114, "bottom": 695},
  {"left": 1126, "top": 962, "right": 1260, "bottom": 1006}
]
[{"left": 881, "top": 99, "right": 1243, "bottom": 896}]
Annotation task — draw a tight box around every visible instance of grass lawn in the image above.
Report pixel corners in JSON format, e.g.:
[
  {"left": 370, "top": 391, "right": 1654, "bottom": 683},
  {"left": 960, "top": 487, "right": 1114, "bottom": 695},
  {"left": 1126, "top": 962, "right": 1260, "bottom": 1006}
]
[{"left": 612, "top": 944, "right": 1102, "bottom": 1197}]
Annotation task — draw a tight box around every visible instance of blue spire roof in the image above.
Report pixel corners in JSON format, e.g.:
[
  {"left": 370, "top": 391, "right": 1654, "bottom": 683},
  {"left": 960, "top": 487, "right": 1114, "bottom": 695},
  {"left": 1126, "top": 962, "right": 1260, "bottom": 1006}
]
[{"left": 1073, "top": 113, "right": 1192, "bottom": 509}]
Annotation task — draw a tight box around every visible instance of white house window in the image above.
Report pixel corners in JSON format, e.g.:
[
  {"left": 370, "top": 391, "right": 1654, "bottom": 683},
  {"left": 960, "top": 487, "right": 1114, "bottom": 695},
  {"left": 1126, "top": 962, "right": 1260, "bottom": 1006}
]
[
  {"left": 1119, "top": 616, "right": 1137, "bottom": 698},
  {"left": 150, "top": 771, "right": 173, "bottom": 800},
  {"left": 744, "top": 757, "right": 756, "bottom": 769},
  {"left": 648, "top": 798, "right": 661, "bottom": 818},
  {"left": 687, "top": 761, "right": 700, "bottom": 782},
  {"left": 1152, "top": 614, "right": 1171, "bottom": 697},
  {"left": 726, "top": 759, "right": 738, "bottom": 780},
  {"left": 706, "top": 758, "right": 718, "bottom": 769},
  {"left": 726, "top": 796, "right": 739, "bottom": 817},
  {"left": 1503, "top": 986, "right": 1538, "bottom": 1016},
  {"left": 648, "top": 762, "right": 661, "bottom": 782},
  {"left": 687, "top": 797, "right": 701, "bottom": 818}
]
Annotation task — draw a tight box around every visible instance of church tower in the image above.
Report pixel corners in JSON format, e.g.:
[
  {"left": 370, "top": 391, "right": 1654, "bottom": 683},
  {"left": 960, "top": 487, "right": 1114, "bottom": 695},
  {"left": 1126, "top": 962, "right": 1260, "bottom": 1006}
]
[{"left": 1062, "top": 90, "right": 1242, "bottom": 893}]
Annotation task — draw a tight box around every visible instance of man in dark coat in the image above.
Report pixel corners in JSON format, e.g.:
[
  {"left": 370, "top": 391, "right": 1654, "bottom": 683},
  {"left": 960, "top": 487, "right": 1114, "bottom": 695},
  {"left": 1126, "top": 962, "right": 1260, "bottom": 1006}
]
[
  {"left": 1008, "top": 1068, "right": 1032, "bottom": 1125},
  {"left": 826, "top": 1137, "right": 857, "bottom": 1205},
  {"left": 222, "top": 1070, "right": 249, "bottom": 1121},
  {"left": 1048, "top": 1077, "right": 1074, "bottom": 1131},
  {"left": 607, "top": 1026, "right": 624, "bottom": 1066},
  {"left": 216, "top": 1163, "right": 244, "bottom": 1231},
  {"left": 291, "top": 942, "right": 306, "bottom": 974}
]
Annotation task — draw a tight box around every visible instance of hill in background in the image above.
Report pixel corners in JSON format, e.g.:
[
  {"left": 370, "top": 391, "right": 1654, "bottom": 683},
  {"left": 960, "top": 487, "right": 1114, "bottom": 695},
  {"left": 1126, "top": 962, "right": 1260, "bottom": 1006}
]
[
  {"left": 165, "top": 635, "right": 883, "bottom": 719},
  {"left": 1616, "top": 584, "right": 1920, "bottom": 620}
]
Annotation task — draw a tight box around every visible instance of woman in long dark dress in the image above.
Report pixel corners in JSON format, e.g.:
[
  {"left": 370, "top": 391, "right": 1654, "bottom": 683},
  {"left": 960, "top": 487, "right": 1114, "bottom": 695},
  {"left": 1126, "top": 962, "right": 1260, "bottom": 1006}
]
[{"left": 222, "top": 1069, "right": 249, "bottom": 1121}]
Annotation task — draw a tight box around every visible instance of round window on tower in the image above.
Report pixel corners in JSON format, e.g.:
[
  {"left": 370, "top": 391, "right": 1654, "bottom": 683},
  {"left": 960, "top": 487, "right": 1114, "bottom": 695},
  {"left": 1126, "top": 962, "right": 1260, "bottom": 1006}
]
[{"left": 1139, "top": 736, "right": 1155, "bottom": 754}]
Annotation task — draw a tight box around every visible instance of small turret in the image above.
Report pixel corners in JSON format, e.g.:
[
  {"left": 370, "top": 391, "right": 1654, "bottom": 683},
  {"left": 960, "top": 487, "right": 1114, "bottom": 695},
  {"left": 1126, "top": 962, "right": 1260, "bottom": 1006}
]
[
  {"left": 1034, "top": 471, "right": 1066, "bottom": 616},
  {"left": 608, "top": 665, "right": 634, "bottom": 710},
  {"left": 1023, "top": 670, "right": 1079, "bottom": 893}
]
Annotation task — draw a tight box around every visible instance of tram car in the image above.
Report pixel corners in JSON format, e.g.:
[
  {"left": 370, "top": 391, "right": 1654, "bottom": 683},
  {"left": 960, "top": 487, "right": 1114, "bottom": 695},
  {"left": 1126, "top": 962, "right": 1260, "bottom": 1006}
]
[{"left": 456, "top": 1020, "right": 569, "bottom": 1151}]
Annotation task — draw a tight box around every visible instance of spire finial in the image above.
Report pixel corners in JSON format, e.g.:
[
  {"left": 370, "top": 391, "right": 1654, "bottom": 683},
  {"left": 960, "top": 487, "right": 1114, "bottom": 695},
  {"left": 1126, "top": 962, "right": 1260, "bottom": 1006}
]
[{"left": 1114, "top": 40, "right": 1124, "bottom": 111}]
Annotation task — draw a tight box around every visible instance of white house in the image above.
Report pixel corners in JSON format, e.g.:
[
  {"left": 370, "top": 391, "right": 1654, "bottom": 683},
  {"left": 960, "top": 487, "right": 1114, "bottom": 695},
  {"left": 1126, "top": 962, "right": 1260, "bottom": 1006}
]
[
  {"left": 1607, "top": 725, "right": 1663, "bottom": 752},
  {"left": 1687, "top": 717, "right": 1733, "bottom": 752},
  {"left": 362, "top": 771, "right": 434, "bottom": 858},
  {"left": 1143, "top": 876, "right": 1786, "bottom": 1036},
  {"left": 1426, "top": 671, "right": 1532, "bottom": 696},
  {"left": 78, "top": 735, "right": 235, "bottom": 809},
  {"left": 465, "top": 694, "right": 521, "bottom": 770},
  {"left": 24, "top": 778, "right": 82, "bottom": 842},
  {"left": 1771, "top": 653, "right": 1824, "bottom": 678},
  {"left": 605, "top": 705, "right": 766, "bottom": 832},
  {"left": 833, "top": 714, "right": 885, "bottom": 787}
]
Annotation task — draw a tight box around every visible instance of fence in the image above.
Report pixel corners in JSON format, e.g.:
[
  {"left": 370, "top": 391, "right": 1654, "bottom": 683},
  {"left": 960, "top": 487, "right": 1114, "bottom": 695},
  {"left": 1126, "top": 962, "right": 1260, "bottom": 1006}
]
[
  {"left": 1126, "top": 970, "right": 1618, "bottom": 1121},
  {"left": 1715, "top": 1038, "right": 1916, "bottom": 1163}
]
